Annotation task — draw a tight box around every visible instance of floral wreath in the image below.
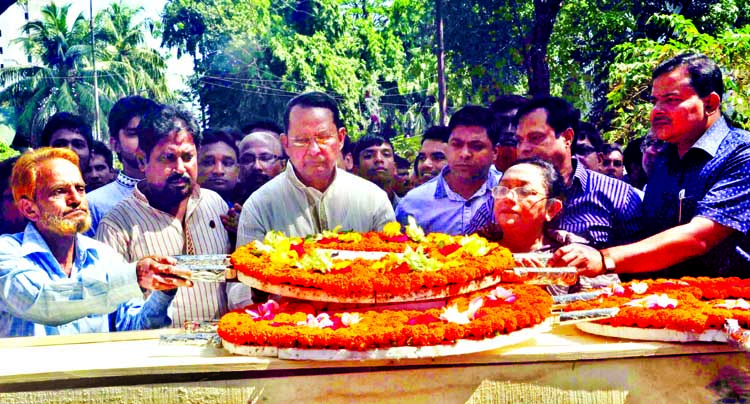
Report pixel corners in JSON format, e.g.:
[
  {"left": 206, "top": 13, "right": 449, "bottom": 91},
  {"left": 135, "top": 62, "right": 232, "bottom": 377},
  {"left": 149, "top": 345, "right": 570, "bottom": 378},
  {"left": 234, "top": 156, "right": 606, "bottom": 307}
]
[
  {"left": 565, "top": 277, "right": 750, "bottom": 333},
  {"left": 231, "top": 218, "right": 515, "bottom": 298},
  {"left": 218, "top": 284, "right": 552, "bottom": 350}
]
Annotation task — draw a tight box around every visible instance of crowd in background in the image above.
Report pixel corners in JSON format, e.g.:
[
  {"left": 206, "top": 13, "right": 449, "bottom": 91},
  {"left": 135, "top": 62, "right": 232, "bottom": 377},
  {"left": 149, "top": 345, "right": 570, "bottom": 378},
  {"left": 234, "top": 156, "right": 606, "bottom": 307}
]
[{"left": 0, "top": 52, "right": 748, "bottom": 338}]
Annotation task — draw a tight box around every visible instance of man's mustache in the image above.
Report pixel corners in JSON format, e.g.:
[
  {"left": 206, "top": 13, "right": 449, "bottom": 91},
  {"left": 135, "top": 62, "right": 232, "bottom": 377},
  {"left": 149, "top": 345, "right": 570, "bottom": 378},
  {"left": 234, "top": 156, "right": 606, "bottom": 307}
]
[{"left": 167, "top": 173, "right": 192, "bottom": 184}]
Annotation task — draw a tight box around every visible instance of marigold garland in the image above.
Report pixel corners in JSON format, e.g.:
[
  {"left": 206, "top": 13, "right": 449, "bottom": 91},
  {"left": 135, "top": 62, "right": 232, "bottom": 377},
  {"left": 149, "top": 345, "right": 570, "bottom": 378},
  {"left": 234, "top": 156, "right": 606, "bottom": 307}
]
[
  {"left": 218, "top": 284, "right": 552, "bottom": 350},
  {"left": 231, "top": 228, "right": 515, "bottom": 298},
  {"left": 565, "top": 277, "right": 750, "bottom": 333}
]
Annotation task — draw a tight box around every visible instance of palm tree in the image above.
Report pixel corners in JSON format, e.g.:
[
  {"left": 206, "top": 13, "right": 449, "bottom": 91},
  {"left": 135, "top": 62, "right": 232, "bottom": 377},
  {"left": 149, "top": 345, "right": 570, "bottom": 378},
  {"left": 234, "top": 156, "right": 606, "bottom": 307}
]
[
  {"left": 95, "top": 1, "right": 171, "bottom": 102},
  {"left": 0, "top": 2, "right": 171, "bottom": 144}
]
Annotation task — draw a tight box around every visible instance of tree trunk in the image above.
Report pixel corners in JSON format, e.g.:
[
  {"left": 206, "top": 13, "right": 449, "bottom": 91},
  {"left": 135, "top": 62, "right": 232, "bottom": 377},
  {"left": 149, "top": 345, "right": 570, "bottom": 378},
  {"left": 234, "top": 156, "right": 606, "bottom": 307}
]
[
  {"left": 524, "top": 0, "right": 563, "bottom": 97},
  {"left": 436, "top": 0, "right": 447, "bottom": 126}
]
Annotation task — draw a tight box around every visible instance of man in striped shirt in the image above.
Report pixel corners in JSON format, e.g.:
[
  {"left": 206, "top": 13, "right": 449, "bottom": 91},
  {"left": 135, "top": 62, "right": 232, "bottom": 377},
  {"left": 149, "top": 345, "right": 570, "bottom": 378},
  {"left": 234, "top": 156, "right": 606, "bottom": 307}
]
[
  {"left": 469, "top": 97, "right": 643, "bottom": 248},
  {"left": 98, "top": 105, "right": 252, "bottom": 326}
]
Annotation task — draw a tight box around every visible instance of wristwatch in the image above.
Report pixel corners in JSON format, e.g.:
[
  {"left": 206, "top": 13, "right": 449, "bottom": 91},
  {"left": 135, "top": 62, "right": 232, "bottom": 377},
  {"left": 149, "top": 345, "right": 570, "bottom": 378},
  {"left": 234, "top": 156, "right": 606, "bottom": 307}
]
[{"left": 600, "top": 250, "right": 617, "bottom": 274}]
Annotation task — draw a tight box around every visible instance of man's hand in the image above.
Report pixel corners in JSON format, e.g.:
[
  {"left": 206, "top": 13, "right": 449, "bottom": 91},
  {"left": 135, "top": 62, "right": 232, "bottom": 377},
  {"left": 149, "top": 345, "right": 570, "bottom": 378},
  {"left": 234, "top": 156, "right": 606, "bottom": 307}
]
[
  {"left": 220, "top": 203, "right": 242, "bottom": 234},
  {"left": 136, "top": 256, "right": 193, "bottom": 291},
  {"left": 549, "top": 243, "right": 604, "bottom": 277}
]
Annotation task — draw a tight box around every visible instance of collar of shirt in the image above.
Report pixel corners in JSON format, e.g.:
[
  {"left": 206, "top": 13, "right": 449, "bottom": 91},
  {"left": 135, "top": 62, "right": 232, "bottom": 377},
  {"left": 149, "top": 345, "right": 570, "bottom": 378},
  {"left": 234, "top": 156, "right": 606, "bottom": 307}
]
[
  {"left": 690, "top": 116, "right": 730, "bottom": 158},
  {"left": 115, "top": 171, "right": 141, "bottom": 189},
  {"left": 567, "top": 159, "right": 589, "bottom": 196},
  {"left": 285, "top": 164, "right": 339, "bottom": 201},
  {"left": 19, "top": 222, "right": 100, "bottom": 274},
  {"left": 434, "top": 165, "right": 498, "bottom": 201}
]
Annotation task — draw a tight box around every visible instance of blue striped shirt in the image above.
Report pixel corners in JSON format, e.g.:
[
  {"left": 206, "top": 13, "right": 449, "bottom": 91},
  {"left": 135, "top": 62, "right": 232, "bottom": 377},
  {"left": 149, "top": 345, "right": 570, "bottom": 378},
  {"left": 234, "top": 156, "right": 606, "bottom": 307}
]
[
  {"left": 0, "top": 223, "right": 175, "bottom": 337},
  {"left": 468, "top": 161, "right": 643, "bottom": 248},
  {"left": 395, "top": 166, "right": 500, "bottom": 235}
]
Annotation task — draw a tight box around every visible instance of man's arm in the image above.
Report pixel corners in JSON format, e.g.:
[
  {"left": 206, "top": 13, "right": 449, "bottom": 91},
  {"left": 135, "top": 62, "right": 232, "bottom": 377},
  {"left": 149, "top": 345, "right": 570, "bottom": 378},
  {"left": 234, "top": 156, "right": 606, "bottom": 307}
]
[
  {"left": 113, "top": 290, "right": 177, "bottom": 331},
  {"left": 237, "top": 197, "right": 267, "bottom": 246},
  {"left": 0, "top": 240, "right": 143, "bottom": 326},
  {"left": 551, "top": 216, "right": 735, "bottom": 277}
]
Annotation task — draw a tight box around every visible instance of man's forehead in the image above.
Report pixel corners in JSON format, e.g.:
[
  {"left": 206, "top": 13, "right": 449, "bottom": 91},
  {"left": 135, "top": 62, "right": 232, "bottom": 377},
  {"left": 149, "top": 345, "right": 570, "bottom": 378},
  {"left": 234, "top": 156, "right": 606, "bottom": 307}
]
[
  {"left": 156, "top": 130, "right": 195, "bottom": 149},
  {"left": 90, "top": 154, "right": 108, "bottom": 164},
  {"left": 652, "top": 66, "right": 693, "bottom": 93},
  {"left": 39, "top": 158, "right": 83, "bottom": 183},
  {"left": 449, "top": 125, "right": 490, "bottom": 140},
  {"left": 241, "top": 133, "right": 280, "bottom": 153},
  {"left": 51, "top": 129, "right": 85, "bottom": 141},
  {"left": 363, "top": 143, "right": 393, "bottom": 152}
]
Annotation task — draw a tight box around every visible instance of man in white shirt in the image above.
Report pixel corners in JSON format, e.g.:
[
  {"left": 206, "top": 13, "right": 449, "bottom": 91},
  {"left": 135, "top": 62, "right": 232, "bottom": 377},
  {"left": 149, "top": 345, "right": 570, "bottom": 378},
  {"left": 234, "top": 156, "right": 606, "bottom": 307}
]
[{"left": 237, "top": 92, "right": 395, "bottom": 245}]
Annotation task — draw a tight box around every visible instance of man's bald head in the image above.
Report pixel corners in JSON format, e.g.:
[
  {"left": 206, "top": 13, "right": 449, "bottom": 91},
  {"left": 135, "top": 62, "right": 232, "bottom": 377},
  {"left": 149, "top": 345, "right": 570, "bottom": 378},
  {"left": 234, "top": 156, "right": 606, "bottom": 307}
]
[{"left": 238, "top": 131, "right": 286, "bottom": 194}]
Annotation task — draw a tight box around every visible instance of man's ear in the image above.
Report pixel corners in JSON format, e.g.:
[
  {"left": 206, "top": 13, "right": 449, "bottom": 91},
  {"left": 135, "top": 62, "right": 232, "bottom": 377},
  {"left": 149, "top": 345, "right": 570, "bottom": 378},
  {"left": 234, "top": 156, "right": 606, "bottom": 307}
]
[
  {"left": 280, "top": 134, "right": 289, "bottom": 152},
  {"left": 136, "top": 150, "right": 147, "bottom": 172},
  {"left": 109, "top": 136, "right": 119, "bottom": 154},
  {"left": 561, "top": 128, "right": 575, "bottom": 150},
  {"left": 17, "top": 198, "right": 40, "bottom": 223},
  {"left": 337, "top": 127, "right": 347, "bottom": 152},
  {"left": 704, "top": 92, "right": 721, "bottom": 115},
  {"left": 545, "top": 198, "right": 564, "bottom": 221}
]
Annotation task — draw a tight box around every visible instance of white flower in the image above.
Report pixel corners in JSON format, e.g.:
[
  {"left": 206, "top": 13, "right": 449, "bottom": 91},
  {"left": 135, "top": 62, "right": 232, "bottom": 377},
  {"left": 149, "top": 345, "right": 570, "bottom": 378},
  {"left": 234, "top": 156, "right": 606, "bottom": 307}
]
[
  {"left": 340, "top": 312, "right": 361, "bottom": 326},
  {"left": 297, "top": 313, "right": 334, "bottom": 328},
  {"left": 439, "top": 297, "right": 483, "bottom": 324},
  {"left": 629, "top": 282, "right": 648, "bottom": 294},
  {"left": 715, "top": 299, "right": 750, "bottom": 310},
  {"left": 626, "top": 293, "right": 678, "bottom": 309}
]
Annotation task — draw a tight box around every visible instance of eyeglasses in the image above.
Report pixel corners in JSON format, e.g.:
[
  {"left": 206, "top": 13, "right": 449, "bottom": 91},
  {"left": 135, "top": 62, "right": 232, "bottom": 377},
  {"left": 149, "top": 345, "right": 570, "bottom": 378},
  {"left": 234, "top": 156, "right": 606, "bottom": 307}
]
[
  {"left": 492, "top": 185, "right": 543, "bottom": 200},
  {"left": 640, "top": 137, "right": 667, "bottom": 153},
  {"left": 575, "top": 145, "right": 597, "bottom": 156},
  {"left": 602, "top": 158, "right": 623, "bottom": 168},
  {"left": 288, "top": 133, "right": 338, "bottom": 148},
  {"left": 239, "top": 153, "right": 282, "bottom": 165}
]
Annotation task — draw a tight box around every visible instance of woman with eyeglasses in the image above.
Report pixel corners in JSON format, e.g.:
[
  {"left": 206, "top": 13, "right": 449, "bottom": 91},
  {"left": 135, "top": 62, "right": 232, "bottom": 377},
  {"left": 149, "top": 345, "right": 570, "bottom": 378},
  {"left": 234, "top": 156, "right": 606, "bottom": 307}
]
[{"left": 469, "top": 158, "right": 564, "bottom": 254}]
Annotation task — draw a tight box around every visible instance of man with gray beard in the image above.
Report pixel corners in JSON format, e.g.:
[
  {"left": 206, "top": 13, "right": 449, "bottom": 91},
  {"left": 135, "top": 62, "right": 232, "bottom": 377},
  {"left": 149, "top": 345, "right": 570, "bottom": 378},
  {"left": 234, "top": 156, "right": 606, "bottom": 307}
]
[{"left": 0, "top": 147, "right": 191, "bottom": 337}]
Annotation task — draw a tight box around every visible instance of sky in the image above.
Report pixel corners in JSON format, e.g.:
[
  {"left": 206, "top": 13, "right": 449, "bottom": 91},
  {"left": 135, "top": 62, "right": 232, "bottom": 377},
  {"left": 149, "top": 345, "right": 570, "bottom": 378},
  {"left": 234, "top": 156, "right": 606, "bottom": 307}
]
[{"left": 69, "top": 0, "right": 193, "bottom": 92}]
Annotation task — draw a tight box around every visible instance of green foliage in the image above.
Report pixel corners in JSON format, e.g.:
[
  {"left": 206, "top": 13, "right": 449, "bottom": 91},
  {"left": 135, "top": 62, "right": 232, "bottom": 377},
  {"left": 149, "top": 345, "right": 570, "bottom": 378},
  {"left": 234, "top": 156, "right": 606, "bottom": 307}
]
[
  {"left": 604, "top": 14, "right": 750, "bottom": 144},
  {"left": 161, "top": 0, "right": 445, "bottom": 138},
  {"left": 0, "top": 141, "right": 19, "bottom": 161},
  {"left": 0, "top": 2, "right": 172, "bottom": 144}
]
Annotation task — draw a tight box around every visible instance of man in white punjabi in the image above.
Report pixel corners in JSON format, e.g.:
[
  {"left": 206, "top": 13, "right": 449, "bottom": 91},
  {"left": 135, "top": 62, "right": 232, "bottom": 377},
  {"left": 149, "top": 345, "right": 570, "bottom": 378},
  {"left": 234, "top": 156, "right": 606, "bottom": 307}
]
[{"left": 237, "top": 91, "right": 394, "bottom": 245}]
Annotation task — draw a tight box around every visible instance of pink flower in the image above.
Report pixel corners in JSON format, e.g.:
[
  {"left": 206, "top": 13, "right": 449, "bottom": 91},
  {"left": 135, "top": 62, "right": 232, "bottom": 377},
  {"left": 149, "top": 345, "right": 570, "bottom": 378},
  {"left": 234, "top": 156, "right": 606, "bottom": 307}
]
[
  {"left": 486, "top": 287, "right": 517, "bottom": 303},
  {"left": 245, "top": 300, "right": 281, "bottom": 320}
]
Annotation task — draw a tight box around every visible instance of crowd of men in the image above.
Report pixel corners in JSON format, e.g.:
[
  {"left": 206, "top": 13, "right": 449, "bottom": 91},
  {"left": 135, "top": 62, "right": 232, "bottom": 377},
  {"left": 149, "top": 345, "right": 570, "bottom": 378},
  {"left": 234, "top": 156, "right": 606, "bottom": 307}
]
[{"left": 0, "top": 52, "right": 748, "bottom": 337}]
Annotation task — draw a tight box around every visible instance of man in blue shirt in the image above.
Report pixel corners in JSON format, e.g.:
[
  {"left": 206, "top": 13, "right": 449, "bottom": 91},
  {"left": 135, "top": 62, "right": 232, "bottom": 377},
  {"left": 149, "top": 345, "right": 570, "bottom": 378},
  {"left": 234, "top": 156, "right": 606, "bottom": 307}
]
[
  {"left": 552, "top": 53, "right": 750, "bottom": 278},
  {"left": 0, "top": 147, "right": 192, "bottom": 337},
  {"left": 395, "top": 105, "right": 500, "bottom": 235}
]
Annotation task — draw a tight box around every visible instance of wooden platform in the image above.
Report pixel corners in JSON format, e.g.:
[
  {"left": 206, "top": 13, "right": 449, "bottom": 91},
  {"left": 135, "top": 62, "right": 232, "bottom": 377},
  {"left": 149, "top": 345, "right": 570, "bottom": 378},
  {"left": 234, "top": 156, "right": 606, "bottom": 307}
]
[{"left": 0, "top": 324, "right": 747, "bottom": 403}]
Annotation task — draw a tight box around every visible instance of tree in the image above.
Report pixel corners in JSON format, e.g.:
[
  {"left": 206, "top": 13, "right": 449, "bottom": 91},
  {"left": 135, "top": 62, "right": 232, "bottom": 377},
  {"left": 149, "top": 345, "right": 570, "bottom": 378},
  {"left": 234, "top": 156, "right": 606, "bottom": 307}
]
[
  {"left": 95, "top": 1, "right": 172, "bottom": 101},
  {"left": 0, "top": 2, "right": 172, "bottom": 144},
  {"left": 604, "top": 14, "right": 750, "bottom": 144}
]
